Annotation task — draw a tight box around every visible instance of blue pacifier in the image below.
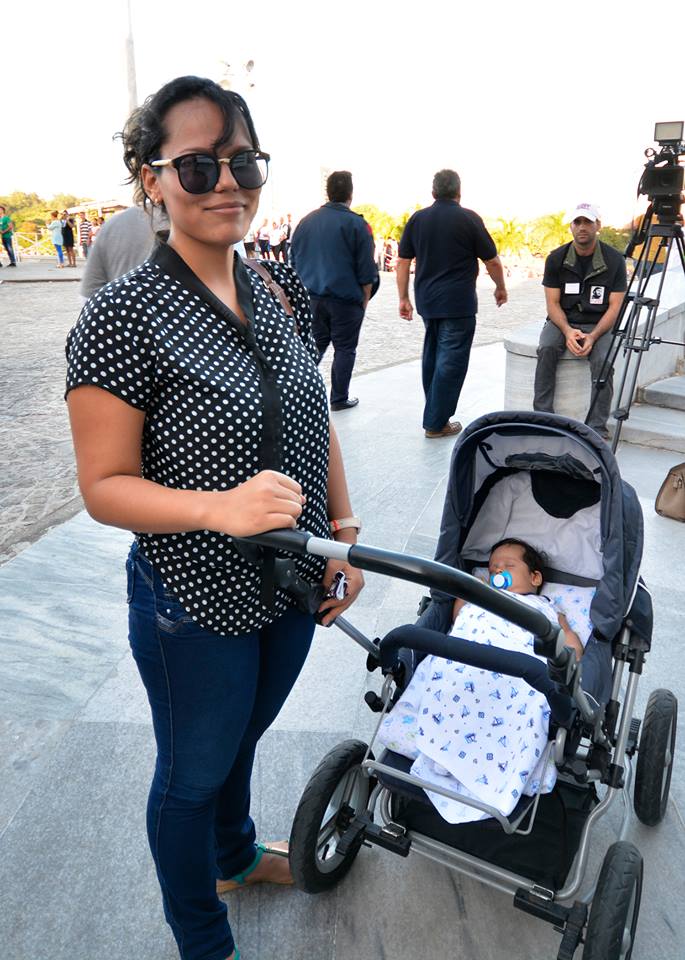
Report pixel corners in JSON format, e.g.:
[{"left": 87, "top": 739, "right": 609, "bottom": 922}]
[{"left": 490, "top": 571, "right": 512, "bottom": 590}]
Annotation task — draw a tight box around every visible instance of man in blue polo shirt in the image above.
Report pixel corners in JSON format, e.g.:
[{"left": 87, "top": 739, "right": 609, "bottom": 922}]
[
  {"left": 291, "top": 170, "right": 378, "bottom": 410},
  {"left": 397, "top": 169, "right": 507, "bottom": 437}
]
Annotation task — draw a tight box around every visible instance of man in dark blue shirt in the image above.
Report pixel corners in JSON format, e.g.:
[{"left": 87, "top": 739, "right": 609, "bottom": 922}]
[
  {"left": 291, "top": 171, "right": 378, "bottom": 410},
  {"left": 397, "top": 170, "right": 507, "bottom": 437}
]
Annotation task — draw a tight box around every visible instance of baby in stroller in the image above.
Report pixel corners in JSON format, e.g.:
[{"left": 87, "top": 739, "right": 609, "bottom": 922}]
[{"left": 378, "top": 538, "right": 583, "bottom": 825}]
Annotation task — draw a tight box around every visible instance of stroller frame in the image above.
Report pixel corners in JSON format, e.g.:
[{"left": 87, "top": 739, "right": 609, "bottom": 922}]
[
  {"left": 242, "top": 409, "right": 675, "bottom": 959},
  {"left": 342, "top": 613, "right": 639, "bottom": 909}
]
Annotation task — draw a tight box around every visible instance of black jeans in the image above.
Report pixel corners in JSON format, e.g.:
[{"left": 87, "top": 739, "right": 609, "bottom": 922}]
[{"left": 310, "top": 295, "right": 365, "bottom": 404}]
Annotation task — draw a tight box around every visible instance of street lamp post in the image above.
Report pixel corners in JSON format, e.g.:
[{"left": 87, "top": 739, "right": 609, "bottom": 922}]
[{"left": 125, "top": 0, "right": 138, "bottom": 113}]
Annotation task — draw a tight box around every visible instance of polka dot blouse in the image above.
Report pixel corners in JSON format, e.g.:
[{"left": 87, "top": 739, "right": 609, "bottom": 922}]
[{"left": 66, "top": 245, "right": 330, "bottom": 636}]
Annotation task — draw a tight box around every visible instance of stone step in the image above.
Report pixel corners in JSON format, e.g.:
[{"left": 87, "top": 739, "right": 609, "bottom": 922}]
[
  {"left": 641, "top": 374, "right": 685, "bottom": 411},
  {"left": 618, "top": 402, "right": 685, "bottom": 454}
]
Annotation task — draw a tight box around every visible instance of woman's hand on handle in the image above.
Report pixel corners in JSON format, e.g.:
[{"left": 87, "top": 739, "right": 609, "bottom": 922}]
[{"left": 206, "top": 470, "right": 305, "bottom": 537}]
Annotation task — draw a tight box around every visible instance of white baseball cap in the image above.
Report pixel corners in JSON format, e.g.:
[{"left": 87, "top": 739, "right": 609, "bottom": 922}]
[{"left": 568, "top": 202, "right": 600, "bottom": 223}]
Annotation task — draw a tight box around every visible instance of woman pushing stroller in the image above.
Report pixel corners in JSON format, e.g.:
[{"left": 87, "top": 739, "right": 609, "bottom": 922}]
[{"left": 379, "top": 538, "right": 583, "bottom": 825}]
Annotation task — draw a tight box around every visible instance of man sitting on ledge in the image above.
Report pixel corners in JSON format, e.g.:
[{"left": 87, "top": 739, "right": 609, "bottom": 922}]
[{"left": 533, "top": 202, "right": 627, "bottom": 440}]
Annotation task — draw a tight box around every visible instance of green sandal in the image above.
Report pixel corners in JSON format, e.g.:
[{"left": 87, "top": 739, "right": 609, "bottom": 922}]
[{"left": 216, "top": 842, "right": 291, "bottom": 894}]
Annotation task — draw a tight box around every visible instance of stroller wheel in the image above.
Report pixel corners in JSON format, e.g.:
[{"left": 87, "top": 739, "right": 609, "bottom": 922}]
[
  {"left": 634, "top": 688, "right": 678, "bottom": 826},
  {"left": 289, "top": 739, "right": 373, "bottom": 893},
  {"left": 583, "top": 841, "right": 643, "bottom": 960}
]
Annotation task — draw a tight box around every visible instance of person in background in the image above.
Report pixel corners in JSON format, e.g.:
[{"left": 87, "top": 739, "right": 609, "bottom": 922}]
[
  {"left": 80, "top": 205, "right": 169, "bottom": 299},
  {"left": 0, "top": 204, "right": 17, "bottom": 267},
  {"left": 282, "top": 213, "right": 293, "bottom": 265},
  {"left": 396, "top": 169, "right": 507, "bottom": 439},
  {"left": 244, "top": 224, "right": 256, "bottom": 257},
  {"left": 90, "top": 216, "right": 105, "bottom": 244},
  {"left": 257, "top": 218, "right": 270, "bottom": 258},
  {"left": 532, "top": 202, "right": 627, "bottom": 441},
  {"left": 290, "top": 170, "right": 378, "bottom": 411},
  {"left": 48, "top": 211, "right": 65, "bottom": 268},
  {"left": 62, "top": 211, "right": 77, "bottom": 267},
  {"left": 77, "top": 212, "right": 92, "bottom": 259}
]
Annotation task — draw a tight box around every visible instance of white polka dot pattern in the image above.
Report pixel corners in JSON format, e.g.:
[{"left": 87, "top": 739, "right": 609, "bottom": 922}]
[{"left": 66, "top": 258, "right": 330, "bottom": 635}]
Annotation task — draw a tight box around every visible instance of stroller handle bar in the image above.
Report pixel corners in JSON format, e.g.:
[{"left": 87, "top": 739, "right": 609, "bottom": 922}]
[{"left": 237, "top": 529, "right": 562, "bottom": 656}]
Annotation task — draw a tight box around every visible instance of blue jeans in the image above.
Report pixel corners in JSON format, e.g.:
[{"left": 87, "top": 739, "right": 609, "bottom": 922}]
[
  {"left": 54, "top": 243, "right": 64, "bottom": 265},
  {"left": 127, "top": 543, "right": 315, "bottom": 960},
  {"left": 2, "top": 235, "right": 16, "bottom": 265},
  {"left": 421, "top": 316, "right": 476, "bottom": 431}
]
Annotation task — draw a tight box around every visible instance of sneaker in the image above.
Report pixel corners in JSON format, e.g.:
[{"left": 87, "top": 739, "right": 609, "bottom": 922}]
[{"left": 425, "top": 420, "right": 462, "bottom": 438}]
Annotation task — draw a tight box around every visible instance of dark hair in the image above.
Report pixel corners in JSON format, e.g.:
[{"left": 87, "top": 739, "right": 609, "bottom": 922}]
[
  {"left": 0, "top": 205, "right": 5, "bottom": 212},
  {"left": 432, "top": 169, "right": 461, "bottom": 200},
  {"left": 326, "top": 170, "right": 353, "bottom": 204},
  {"left": 118, "top": 76, "right": 261, "bottom": 206},
  {"left": 490, "top": 538, "right": 547, "bottom": 593}
]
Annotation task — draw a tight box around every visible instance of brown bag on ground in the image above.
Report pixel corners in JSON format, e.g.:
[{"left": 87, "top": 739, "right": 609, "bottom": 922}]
[{"left": 655, "top": 462, "right": 685, "bottom": 521}]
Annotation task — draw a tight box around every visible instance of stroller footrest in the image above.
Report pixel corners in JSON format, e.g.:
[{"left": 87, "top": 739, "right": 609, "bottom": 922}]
[
  {"left": 514, "top": 887, "right": 567, "bottom": 925},
  {"left": 348, "top": 813, "right": 412, "bottom": 857}
]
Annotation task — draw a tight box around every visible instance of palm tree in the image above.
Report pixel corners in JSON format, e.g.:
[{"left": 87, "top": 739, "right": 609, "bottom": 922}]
[
  {"left": 491, "top": 218, "right": 527, "bottom": 256},
  {"left": 526, "top": 212, "right": 569, "bottom": 257}
]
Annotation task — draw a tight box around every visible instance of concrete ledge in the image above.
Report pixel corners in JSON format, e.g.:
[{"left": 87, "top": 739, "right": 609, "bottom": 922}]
[
  {"left": 504, "top": 304, "right": 685, "bottom": 421},
  {"left": 504, "top": 320, "right": 592, "bottom": 421}
]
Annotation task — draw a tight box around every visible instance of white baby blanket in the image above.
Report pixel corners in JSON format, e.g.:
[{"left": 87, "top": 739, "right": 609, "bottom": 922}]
[{"left": 378, "top": 595, "right": 559, "bottom": 824}]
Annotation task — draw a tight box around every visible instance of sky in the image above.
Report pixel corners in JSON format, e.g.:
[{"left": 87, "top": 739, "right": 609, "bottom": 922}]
[{"left": 3, "top": 0, "right": 684, "bottom": 226}]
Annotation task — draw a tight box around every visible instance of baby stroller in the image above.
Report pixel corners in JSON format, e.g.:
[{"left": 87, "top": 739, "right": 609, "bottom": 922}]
[{"left": 243, "top": 411, "right": 677, "bottom": 960}]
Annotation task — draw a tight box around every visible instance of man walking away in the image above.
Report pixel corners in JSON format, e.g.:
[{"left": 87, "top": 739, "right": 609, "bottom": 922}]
[
  {"left": 291, "top": 170, "right": 378, "bottom": 411},
  {"left": 532, "top": 202, "right": 627, "bottom": 440},
  {"left": 397, "top": 169, "right": 507, "bottom": 438}
]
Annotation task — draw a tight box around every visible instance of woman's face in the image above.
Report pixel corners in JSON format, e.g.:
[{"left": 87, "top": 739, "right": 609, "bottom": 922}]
[{"left": 142, "top": 97, "right": 260, "bottom": 250}]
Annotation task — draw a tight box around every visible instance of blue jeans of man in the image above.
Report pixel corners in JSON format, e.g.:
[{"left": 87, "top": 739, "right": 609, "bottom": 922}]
[
  {"left": 127, "top": 543, "right": 315, "bottom": 960},
  {"left": 310, "top": 295, "right": 364, "bottom": 404},
  {"left": 2, "top": 235, "right": 16, "bottom": 265},
  {"left": 421, "top": 315, "right": 476, "bottom": 431}
]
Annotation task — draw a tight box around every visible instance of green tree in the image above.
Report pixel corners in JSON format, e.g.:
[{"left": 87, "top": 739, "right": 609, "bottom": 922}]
[
  {"left": 598, "top": 225, "right": 632, "bottom": 253},
  {"left": 0, "top": 191, "right": 89, "bottom": 231},
  {"left": 490, "top": 218, "right": 527, "bottom": 256},
  {"left": 353, "top": 203, "right": 418, "bottom": 241},
  {"left": 526, "top": 211, "right": 569, "bottom": 257}
]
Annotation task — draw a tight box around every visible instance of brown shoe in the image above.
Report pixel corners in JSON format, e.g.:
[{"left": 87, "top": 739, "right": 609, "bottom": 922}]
[
  {"left": 425, "top": 420, "right": 462, "bottom": 438},
  {"left": 216, "top": 841, "right": 292, "bottom": 894}
]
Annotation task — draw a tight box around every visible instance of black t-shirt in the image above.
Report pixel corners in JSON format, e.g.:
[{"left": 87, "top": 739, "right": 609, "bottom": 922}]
[
  {"left": 398, "top": 199, "right": 497, "bottom": 319},
  {"left": 576, "top": 253, "right": 593, "bottom": 278}
]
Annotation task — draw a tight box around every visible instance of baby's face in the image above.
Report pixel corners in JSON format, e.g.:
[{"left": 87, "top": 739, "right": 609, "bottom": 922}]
[{"left": 488, "top": 544, "right": 542, "bottom": 594}]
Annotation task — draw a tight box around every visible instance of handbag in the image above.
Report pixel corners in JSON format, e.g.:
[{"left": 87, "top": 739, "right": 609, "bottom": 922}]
[{"left": 655, "top": 462, "right": 685, "bottom": 521}]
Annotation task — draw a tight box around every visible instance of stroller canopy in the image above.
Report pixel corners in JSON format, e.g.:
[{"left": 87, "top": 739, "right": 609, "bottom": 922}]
[{"left": 433, "top": 411, "right": 643, "bottom": 645}]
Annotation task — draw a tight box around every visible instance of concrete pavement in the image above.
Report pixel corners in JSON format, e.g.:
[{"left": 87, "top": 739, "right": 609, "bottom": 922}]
[{"left": 1, "top": 334, "right": 684, "bottom": 959}]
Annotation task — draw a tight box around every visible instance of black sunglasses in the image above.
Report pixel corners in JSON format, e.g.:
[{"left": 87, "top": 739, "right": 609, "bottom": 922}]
[{"left": 151, "top": 150, "right": 270, "bottom": 194}]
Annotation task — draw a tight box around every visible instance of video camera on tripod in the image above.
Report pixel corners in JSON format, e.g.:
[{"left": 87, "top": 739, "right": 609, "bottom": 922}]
[
  {"left": 636, "top": 121, "right": 684, "bottom": 224},
  {"left": 588, "top": 122, "right": 685, "bottom": 452}
]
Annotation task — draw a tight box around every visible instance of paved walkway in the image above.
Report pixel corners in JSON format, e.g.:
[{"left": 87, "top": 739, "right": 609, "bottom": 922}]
[
  {"left": 1, "top": 335, "right": 683, "bottom": 959},
  {"left": 0, "top": 269, "right": 544, "bottom": 564}
]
